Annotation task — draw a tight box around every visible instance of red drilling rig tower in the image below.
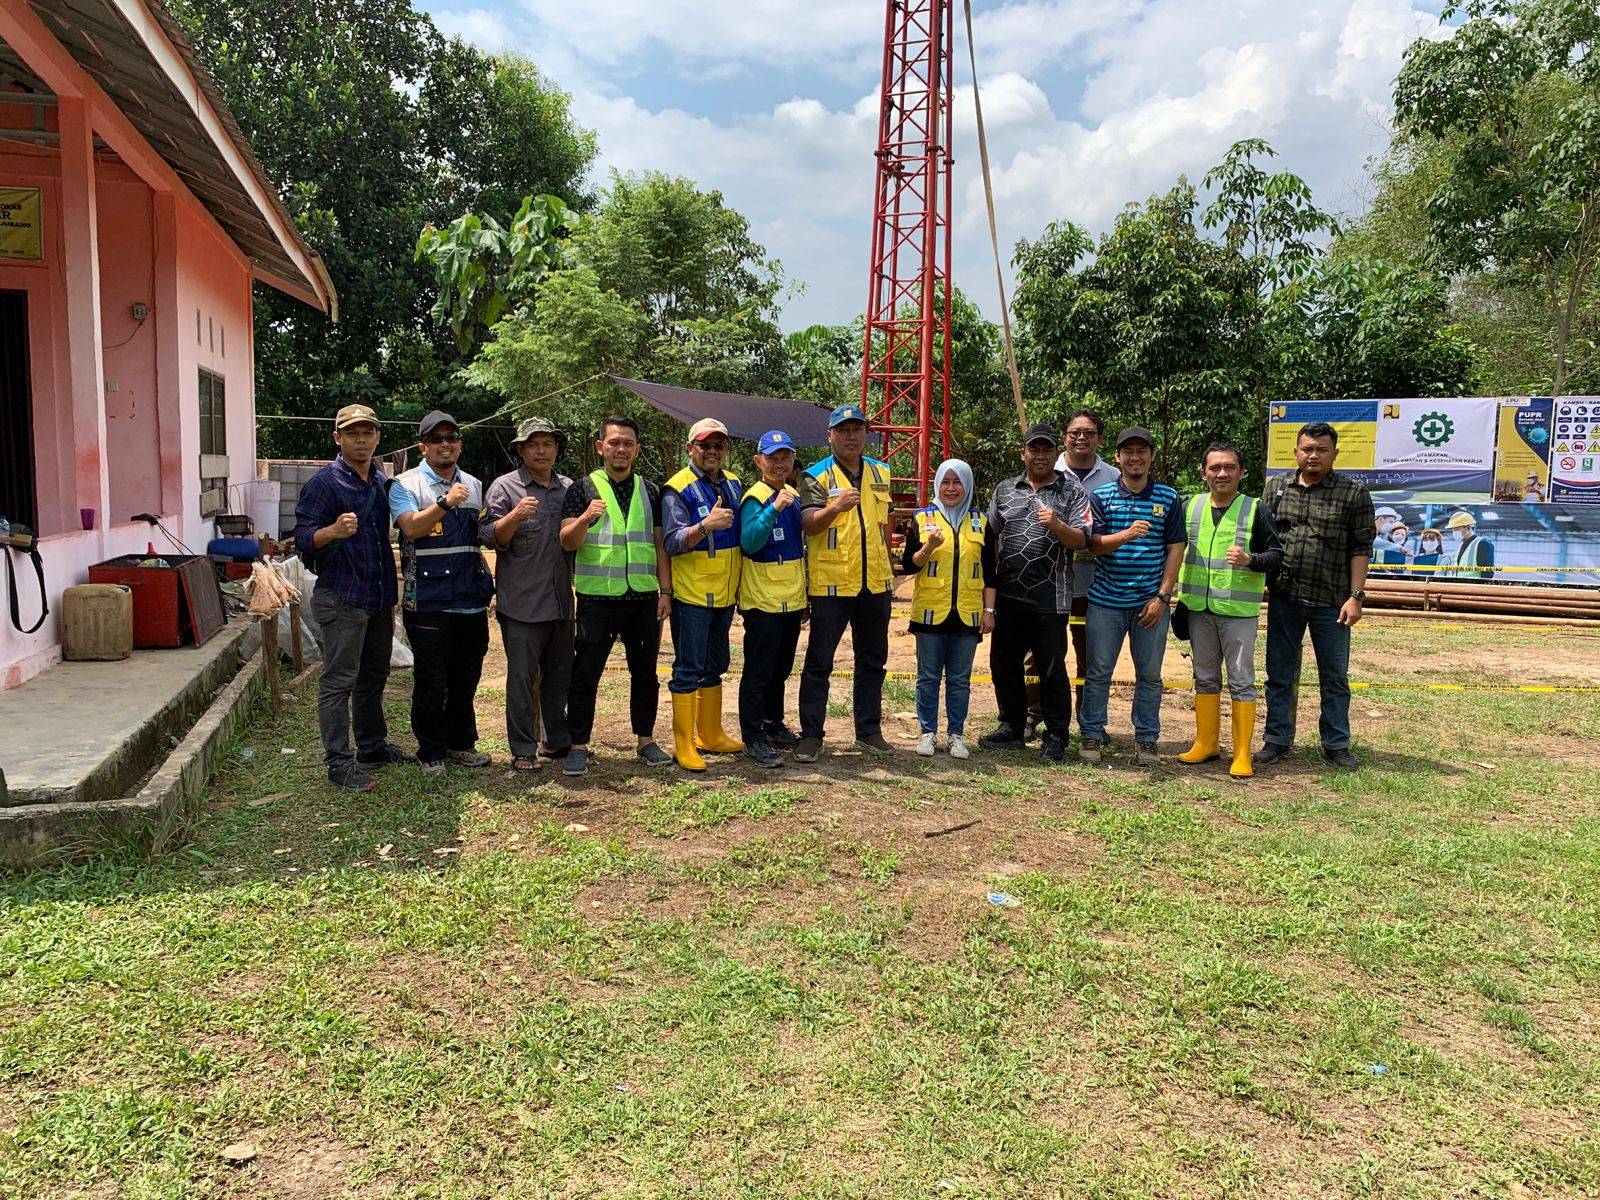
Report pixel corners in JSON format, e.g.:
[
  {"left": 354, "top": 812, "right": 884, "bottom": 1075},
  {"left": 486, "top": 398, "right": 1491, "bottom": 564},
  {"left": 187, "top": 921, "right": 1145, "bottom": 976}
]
[{"left": 860, "top": 0, "right": 955, "bottom": 507}]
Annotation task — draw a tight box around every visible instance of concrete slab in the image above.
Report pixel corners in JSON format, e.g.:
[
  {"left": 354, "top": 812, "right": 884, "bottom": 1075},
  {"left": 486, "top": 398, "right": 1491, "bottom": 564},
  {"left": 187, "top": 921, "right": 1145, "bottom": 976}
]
[
  {"left": 0, "top": 618, "right": 259, "bottom": 809},
  {"left": 0, "top": 644, "right": 266, "bottom": 866}
]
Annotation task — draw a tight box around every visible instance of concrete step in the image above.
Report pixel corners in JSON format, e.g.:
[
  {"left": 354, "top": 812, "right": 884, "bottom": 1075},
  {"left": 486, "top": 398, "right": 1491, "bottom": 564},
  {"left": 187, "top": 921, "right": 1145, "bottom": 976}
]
[{"left": 0, "top": 619, "right": 258, "bottom": 809}]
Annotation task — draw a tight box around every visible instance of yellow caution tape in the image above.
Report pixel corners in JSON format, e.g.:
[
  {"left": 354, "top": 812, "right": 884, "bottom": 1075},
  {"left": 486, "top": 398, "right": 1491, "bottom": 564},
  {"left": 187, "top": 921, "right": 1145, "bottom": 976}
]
[
  {"left": 1369, "top": 564, "right": 1595, "bottom": 574},
  {"left": 654, "top": 667, "right": 1600, "bottom": 695}
]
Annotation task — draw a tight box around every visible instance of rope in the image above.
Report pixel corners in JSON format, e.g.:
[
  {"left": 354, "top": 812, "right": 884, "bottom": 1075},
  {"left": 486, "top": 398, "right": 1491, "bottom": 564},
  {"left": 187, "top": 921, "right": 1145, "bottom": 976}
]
[{"left": 961, "top": 0, "right": 1027, "bottom": 437}]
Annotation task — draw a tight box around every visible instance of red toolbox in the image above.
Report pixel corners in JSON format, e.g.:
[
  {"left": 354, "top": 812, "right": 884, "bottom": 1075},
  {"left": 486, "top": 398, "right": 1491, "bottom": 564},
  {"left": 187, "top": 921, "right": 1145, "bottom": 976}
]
[{"left": 87, "top": 554, "right": 226, "bottom": 648}]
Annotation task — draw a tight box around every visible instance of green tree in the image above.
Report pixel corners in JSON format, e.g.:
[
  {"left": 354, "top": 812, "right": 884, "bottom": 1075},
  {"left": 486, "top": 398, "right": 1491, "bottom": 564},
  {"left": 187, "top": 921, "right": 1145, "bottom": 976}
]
[
  {"left": 1274, "top": 257, "right": 1479, "bottom": 401},
  {"left": 1013, "top": 181, "right": 1263, "bottom": 485},
  {"left": 1393, "top": 0, "right": 1600, "bottom": 394},
  {"left": 168, "top": 0, "right": 596, "bottom": 460},
  {"left": 465, "top": 173, "right": 790, "bottom": 480}
]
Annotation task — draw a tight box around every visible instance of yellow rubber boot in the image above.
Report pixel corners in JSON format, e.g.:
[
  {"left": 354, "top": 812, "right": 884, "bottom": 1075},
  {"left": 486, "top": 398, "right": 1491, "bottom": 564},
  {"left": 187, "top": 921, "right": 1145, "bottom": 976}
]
[
  {"left": 672, "top": 692, "right": 706, "bottom": 772},
  {"left": 1178, "top": 692, "right": 1222, "bottom": 763},
  {"left": 1230, "top": 700, "right": 1256, "bottom": 778},
  {"left": 695, "top": 685, "right": 744, "bottom": 753}
]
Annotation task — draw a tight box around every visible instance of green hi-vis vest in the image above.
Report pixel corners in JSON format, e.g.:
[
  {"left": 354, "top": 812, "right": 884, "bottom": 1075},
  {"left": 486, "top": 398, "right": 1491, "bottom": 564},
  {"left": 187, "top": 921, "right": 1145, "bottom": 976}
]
[
  {"left": 573, "top": 471, "right": 659, "bottom": 596},
  {"left": 1177, "top": 493, "right": 1266, "bottom": 617}
]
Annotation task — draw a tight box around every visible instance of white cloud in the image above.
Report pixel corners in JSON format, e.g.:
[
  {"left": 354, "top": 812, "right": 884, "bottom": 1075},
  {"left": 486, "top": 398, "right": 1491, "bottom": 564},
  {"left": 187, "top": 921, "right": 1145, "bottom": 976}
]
[{"left": 424, "top": 0, "right": 1449, "bottom": 329}]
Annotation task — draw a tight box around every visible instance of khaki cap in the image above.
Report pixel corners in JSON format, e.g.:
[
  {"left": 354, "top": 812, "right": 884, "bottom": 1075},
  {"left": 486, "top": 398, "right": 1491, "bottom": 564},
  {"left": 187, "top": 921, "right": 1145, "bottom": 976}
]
[{"left": 334, "top": 403, "right": 379, "bottom": 431}]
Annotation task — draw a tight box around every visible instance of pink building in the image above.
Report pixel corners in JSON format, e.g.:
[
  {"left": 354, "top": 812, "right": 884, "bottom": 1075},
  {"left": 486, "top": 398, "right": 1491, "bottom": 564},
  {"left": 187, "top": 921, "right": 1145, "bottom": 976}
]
[{"left": 0, "top": 0, "right": 333, "bottom": 689}]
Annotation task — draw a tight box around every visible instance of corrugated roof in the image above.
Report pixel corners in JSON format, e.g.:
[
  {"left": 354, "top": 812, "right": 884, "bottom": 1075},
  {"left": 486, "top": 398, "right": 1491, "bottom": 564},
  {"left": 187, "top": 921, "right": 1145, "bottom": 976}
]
[{"left": 17, "top": 0, "right": 335, "bottom": 315}]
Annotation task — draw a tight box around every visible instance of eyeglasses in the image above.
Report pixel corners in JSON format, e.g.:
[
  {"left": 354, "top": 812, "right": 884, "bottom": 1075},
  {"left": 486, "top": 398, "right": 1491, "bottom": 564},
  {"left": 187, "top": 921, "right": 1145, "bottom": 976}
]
[
  {"left": 424, "top": 433, "right": 461, "bottom": 444},
  {"left": 1065, "top": 429, "right": 1098, "bottom": 439}
]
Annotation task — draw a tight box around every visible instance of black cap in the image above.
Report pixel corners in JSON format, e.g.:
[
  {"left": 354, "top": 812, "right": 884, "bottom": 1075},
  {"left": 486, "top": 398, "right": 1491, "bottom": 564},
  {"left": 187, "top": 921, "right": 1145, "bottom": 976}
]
[
  {"left": 1023, "top": 422, "right": 1060, "bottom": 448},
  {"left": 1115, "top": 426, "right": 1155, "bottom": 449},
  {"left": 419, "top": 410, "right": 459, "bottom": 439}
]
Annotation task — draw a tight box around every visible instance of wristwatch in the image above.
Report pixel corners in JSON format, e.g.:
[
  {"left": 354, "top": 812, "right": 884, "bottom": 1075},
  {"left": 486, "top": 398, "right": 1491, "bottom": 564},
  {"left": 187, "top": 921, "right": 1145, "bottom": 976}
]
[
  {"left": 1352, "top": 589, "right": 1366, "bottom": 603},
  {"left": 983, "top": 606, "right": 996, "bottom": 614},
  {"left": 1156, "top": 591, "right": 1172, "bottom": 603}
]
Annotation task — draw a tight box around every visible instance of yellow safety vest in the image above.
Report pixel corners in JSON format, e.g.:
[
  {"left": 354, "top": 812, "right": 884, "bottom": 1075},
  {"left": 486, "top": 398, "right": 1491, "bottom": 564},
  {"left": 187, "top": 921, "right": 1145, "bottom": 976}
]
[
  {"left": 805, "top": 456, "right": 892, "bottom": 596},
  {"left": 664, "top": 466, "right": 742, "bottom": 608},
  {"left": 909, "top": 507, "right": 987, "bottom": 629},
  {"left": 738, "top": 480, "right": 807, "bottom": 613}
]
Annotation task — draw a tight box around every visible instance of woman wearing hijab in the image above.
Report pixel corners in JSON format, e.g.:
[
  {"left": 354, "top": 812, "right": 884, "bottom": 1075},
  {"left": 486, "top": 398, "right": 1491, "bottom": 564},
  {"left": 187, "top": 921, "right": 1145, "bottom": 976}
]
[{"left": 901, "top": 460, "right": 997, "bottom": 758}]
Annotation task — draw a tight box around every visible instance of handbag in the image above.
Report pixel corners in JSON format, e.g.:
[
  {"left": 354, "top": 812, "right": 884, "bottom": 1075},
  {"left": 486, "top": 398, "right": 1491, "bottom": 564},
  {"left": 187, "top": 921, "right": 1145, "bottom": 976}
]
[{"left": 1171, "top": 598, "right": 1191, "bottom": 642}]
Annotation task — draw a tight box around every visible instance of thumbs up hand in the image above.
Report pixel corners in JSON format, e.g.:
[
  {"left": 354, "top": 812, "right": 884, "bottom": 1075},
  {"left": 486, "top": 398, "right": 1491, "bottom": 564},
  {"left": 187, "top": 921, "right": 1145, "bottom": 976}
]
[{"left": 702, "top": 495, "right": 735, "bottom": 532}]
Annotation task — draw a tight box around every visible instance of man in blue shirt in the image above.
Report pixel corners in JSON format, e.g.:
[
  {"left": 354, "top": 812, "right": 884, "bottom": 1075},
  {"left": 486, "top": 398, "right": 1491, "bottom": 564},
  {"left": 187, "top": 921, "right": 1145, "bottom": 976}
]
[
  {"left": 294, "top": 404, "right": 411, "bottom": 792},
  {"left": 390, "top": 411, "right": 495, "bottom": 778},
  {"left": 1080, "top": 427, "right": 1186, "bottom": 767}
]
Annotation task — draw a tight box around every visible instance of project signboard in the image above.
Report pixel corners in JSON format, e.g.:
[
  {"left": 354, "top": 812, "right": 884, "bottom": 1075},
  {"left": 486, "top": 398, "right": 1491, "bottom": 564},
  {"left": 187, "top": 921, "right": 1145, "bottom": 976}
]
[{"left": 1267, "top": 397, "right": 1600, "bottom": 586}]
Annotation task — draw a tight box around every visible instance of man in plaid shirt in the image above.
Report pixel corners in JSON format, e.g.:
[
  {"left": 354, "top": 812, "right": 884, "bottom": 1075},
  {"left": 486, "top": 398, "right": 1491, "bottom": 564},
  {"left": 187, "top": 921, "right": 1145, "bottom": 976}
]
[
  {"left": 295, "top": 404, "right": 412, "bottom": 792},
  {"left": 1254, "top": 421, "right": 1375, "bottom": 771}
]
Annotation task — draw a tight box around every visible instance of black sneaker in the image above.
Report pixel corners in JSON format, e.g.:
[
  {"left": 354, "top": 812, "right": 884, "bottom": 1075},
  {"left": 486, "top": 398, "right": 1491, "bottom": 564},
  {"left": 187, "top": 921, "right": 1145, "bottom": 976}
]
[
  {"left": 636, "top": 742, "right": 672, "bottom": 768},
  {"left": 1252, "top": 741, "right": 1293, "bottom": 766},
  {"left": 563, "top": 747, "right": 590, "bottom": 777},
  {"left": 1040, "top": 734, "right": 1066, "bottom": 763},
  {"left": 356, "top": 744, "right": 413, "bottom": 771},
  {"left": 743, "top": 741, "right": 783, "bottom": 769},
  {"left": 978, "top": 725, "right": 1022, "bottom": 751},
  {"left": 764, "top": 723, "right": 799, "bottom": 749},
  {"left": 793, "top": 736, "right": 824, "bottom": 763},
  {"left": 1322, "top": 746, "right": 1360, "bottom": 770},
  {"left": 328, "top": 765, "right": 377, "bottom": 792},
  {"left": 1136, "top": 741, "right": 1161, "bottom": 767}
]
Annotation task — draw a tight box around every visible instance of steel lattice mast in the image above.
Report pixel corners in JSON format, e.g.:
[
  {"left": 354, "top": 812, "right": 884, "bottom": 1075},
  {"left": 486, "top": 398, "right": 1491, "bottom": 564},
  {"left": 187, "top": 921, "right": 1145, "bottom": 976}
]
[{"left": 860, "top": 0, "right": 954, "bottom": 507}]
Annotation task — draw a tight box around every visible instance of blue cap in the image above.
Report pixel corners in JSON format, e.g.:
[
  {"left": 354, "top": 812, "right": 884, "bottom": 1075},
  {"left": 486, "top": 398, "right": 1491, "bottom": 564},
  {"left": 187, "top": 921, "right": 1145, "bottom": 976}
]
[
  {"left": 828, "top": 403, "right": 868, "bottom": 429},
  {"left": 758, "top": 429, "right": 796, "bottom": 455}
]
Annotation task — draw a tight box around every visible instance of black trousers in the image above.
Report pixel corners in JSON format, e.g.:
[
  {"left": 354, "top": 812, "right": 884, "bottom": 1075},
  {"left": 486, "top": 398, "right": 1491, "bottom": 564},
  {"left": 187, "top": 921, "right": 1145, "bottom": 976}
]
[
  {"left": 498, "top": 615, "right": 574, "bottom": 759},
  {"left": 402, "top": 608, "right": 489, "bottom": 765},
  {"left": 991, "top": 594, "right": 1071, "bottom": 739},
  {"left": 738, "top": 608, "right": 802, "bottom": 743},
  {"left": 567, "top": 594, "right": 661, "bottom": 745},
  {"left": 798, "top": 590, "right": 891, "bottom": 739}
]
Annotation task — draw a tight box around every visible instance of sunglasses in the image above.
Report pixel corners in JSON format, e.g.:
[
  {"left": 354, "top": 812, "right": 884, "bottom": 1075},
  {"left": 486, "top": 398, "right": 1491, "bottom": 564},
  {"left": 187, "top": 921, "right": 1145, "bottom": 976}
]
[
  {"left": 1065, "top": 429, "right": 1098, "bottom": 439},
  {"left": 424, "top": 433, "right": 462, "bottom": 444}
]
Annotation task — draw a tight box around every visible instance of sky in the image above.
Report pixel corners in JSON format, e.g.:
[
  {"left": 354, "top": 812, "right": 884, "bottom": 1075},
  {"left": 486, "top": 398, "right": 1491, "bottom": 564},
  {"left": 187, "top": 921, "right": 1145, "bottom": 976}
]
[{"left": 421, "top": 0, "right": 1453, "bottom": 331}]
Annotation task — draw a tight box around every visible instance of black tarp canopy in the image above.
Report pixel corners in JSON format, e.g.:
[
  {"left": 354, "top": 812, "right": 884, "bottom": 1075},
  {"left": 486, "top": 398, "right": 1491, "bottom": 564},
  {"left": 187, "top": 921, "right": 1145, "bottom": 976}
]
[{"left": 606, "top": 374, "right": 848, "bottom": 447}]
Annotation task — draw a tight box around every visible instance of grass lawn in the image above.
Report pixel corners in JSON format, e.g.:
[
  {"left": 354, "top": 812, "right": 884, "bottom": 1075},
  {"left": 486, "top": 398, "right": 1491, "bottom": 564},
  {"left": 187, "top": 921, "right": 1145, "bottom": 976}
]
[{"left": 3, "top": 615, "right": 1599, "bottom": 1198}]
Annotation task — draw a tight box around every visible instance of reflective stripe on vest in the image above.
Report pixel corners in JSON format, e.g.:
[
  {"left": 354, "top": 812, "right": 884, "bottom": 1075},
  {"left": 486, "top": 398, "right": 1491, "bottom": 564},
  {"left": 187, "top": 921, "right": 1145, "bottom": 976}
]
[
  {"left": 395, "top": 466, "right": 487, "bottom": 612},
  {"left": 909, "top": 507, "right": 986, "bottom": 629},
  {"left": 739, "top": 481, "right": 807, "bottom": 613},
  {"left": 1176, "top": 494, "right": 1266, "bottom": 616},
  {"left": 665, "top": 466, "right": 742, "bottom": 608},
  {"left": 805, "top": 457, "right": 892, "bottom": 596},
  {"left": 574, "top": 471, "right": 658, "bottom": 596}
]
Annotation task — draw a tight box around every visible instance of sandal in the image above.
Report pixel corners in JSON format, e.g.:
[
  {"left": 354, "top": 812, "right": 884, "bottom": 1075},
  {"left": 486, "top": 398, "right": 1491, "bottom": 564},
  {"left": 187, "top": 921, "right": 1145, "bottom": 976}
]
[{"left": 511, "top": 756, "right": 541, "bottom": 772}]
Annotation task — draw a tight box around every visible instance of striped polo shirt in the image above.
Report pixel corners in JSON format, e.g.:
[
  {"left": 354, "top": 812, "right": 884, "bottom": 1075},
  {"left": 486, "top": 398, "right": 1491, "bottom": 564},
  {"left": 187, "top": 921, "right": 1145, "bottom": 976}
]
[{"left": 1087, "top": 477, "right": 1186, "bottom": 608}]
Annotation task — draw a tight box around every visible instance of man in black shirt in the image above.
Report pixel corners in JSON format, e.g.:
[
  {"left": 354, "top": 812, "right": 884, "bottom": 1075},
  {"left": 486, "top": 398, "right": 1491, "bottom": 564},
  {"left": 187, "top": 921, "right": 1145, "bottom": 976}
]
[
  {"left": 557, "top": 415, "right": 674, "bottom": 776},
  {"left": 979, "top": 423, "right": 1090, "bottom": 762}
]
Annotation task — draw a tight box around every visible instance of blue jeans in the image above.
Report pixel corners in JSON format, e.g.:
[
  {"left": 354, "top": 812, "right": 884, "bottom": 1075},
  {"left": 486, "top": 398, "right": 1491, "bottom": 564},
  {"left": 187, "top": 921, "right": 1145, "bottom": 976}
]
[
  {"left": 669, "top": 601, "right": 734, "bottom": 693},
  {"left": 1263, "top": 593, "right": 1352, "bottom": 750},
  {"left": 914, "top": 630, "right": 978, "bottom": 735},
  {"left": 1078, "top": 602, "right": 1169, "bottom": 743}
]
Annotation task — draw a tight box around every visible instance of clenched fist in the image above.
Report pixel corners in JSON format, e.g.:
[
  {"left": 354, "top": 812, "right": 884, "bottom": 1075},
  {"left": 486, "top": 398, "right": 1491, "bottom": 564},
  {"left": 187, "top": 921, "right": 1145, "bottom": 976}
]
[
  {"left": 1125, "top": 519, "right": 1152, "bottom": 540},
  {"left": 509, "top": 495, "right": 540, "bottom": 524},
  {"left": 922, "top": 522, "right": 945, "bottom": 548},
  {"left": 1225, "top": 545, "right": 1250, "bottom": 568},
  {"left": 328, "top": 511, "right": 359, "bottom": 540},
  {"left": 443, "top": 481, "right": 470, "bottom": 510},
  {"left": 833, "top": 486, "right": 861, "bottom": 513},
  {"left": 772, "top": 487, "right": 795, "bottom": 511},
  {"left": 583, "top": 497, "right": 608, "bottom": 526}
]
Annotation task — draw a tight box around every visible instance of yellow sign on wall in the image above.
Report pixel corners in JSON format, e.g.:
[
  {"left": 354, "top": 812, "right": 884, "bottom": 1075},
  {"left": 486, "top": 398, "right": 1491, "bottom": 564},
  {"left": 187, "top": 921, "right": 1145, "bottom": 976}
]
[{"left": 0, "top": 187, "right": 43, "bottom": 261}]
